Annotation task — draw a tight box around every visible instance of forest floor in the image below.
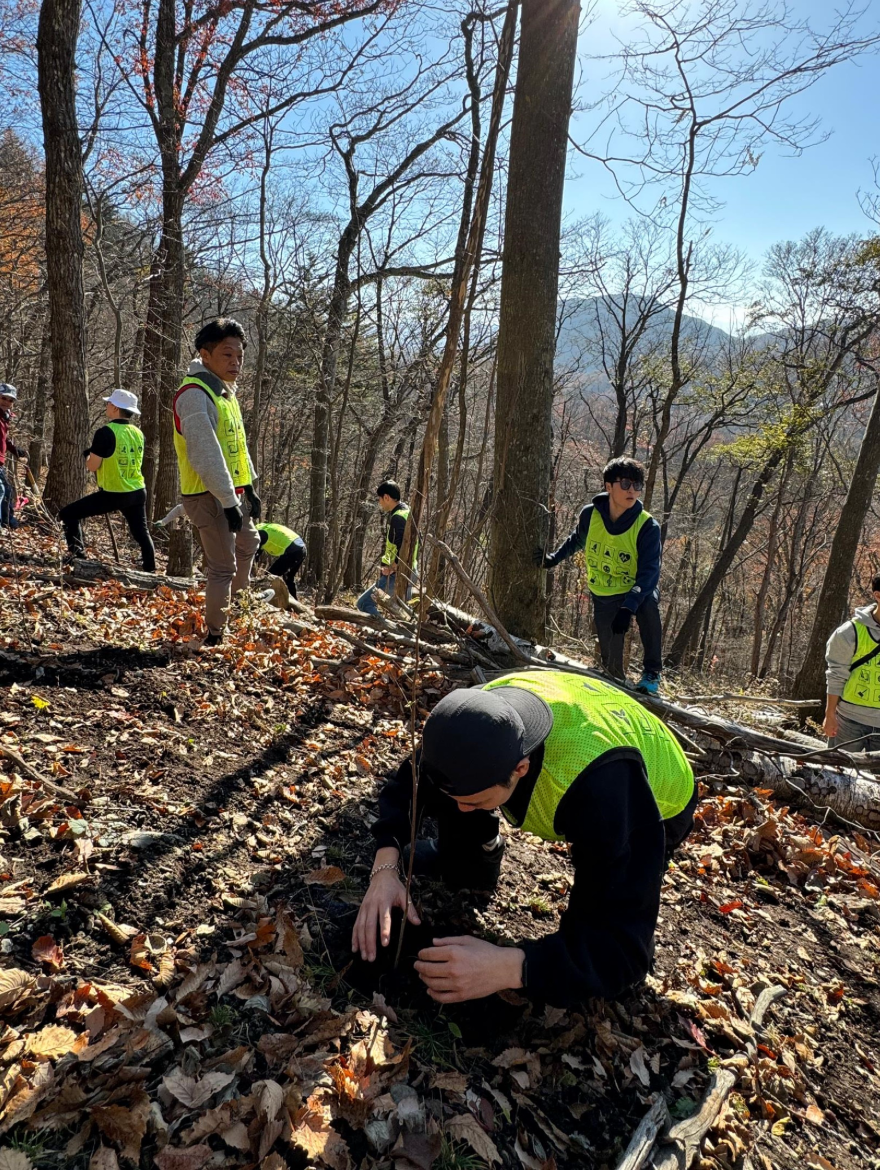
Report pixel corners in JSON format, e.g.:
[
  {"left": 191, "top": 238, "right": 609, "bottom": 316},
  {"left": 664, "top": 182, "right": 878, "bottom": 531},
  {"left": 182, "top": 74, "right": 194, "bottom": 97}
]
[{"left": 1, "top": 522, "right": 880, "bottom": 1170}]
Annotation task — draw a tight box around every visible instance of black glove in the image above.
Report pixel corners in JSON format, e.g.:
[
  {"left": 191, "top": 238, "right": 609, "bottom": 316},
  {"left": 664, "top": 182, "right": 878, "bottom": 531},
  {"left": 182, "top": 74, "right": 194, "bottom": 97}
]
[
  {"left": 244, "top": 484, "right": 262, "bottom": 521},
  {"left": 533, "top": 547, "right": 552, "bottom": 569},
  {"left": 611, "top": 607, "right": 633, "bottom": 635},
  {"left": 224, "top": 505, "right": 243, "bottom": 533}
]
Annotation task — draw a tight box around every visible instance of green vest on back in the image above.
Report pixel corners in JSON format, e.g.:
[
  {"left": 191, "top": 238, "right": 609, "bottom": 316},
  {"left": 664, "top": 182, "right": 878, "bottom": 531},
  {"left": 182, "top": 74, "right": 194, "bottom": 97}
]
[
  {"left": 258, "top": 522, "right": 301, "bottom": 558},
  {"left": 842, "top": 620, "right": 880, "bottom": 708},
  {"left": 96, "top": 422, "right": 145, "bottom": 493},
  {"left": 383, "top": 503, "right": 419, "bottom": 569},
  {"left": 483, "top": 670, "right": 694, "bottom": 842},
  {"left": 173, "top": 375, "right": 252, "bottom": 495},
  {"left": 585, "top": 508, "right": 650, "bottom": 595}
]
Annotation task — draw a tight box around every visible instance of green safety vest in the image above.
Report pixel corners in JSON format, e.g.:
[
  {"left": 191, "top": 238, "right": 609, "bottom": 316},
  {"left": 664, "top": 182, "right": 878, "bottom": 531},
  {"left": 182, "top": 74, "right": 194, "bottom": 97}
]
[
  {"left": 483, "top": 670, "right": 694, "bottom": 842},
  {"left": 96, "top": 422, "right": 145, "bottom": 493},
  {"left": 173, "top": 375, "right": 252, "bottom": 495},
  {"left": 383, "top": 503, "right": 419, "bottom": 569},
  {"left": 585, "top": 508, "right": 650, "bottom": 596},
  {"left": 842, "top": 620, "right": 880, "bottom": 708},
  {"left": 257, "top": 522, "right": 301, "bottom": 558}
]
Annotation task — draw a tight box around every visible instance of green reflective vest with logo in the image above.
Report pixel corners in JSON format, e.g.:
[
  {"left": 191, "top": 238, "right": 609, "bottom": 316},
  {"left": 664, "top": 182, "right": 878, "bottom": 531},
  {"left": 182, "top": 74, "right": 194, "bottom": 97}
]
[
  {"left": 258, "top": 522, "right": 300, "bottom": 558},
  {"left": 383, "top": 503, "right": 419, "bottom": 569},
  {"left": 96, "top": 422, "right": 145, "bottom": 493},
  {"left": 173, "top": 376, "right": 251, "bottom": 495},
  {"left": 842, "top": 620, "right": 880, "bottom": 708},
  {"left": 483, "top": 671, "right": 694, "bottom": 842},
  {"left": 585, "top": 508, "right": 650, "bottom": 596}
]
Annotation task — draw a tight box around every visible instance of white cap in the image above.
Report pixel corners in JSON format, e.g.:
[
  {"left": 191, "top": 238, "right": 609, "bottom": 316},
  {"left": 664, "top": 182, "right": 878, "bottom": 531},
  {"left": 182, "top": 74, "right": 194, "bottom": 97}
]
[
  {"left": 0, "top": 384, "right": 18, "bottom": 401},
  {"left": 102, "top": 388, "right": 141, "bottom": 415}
]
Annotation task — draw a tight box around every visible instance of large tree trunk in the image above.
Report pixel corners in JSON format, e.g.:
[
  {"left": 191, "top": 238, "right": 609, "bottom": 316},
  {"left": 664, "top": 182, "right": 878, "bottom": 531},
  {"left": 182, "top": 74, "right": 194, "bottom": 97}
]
[
  {"left": 37, "top": 0, "right": 89, "bottom": 513},
  {"left": 793, "top": 382, "right": 880, "bottom": 702},
  {"left": 487, "top": 0, "right": 580, "bottom": 641},
  {"left": 28, "top": 326, "right": 51, "bottom": 472}
]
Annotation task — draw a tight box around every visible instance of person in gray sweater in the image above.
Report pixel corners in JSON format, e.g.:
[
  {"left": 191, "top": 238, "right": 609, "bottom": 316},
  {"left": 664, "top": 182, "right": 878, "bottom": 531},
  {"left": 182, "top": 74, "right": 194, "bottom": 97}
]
[
  {"left": 824, "top": 575, "right": 880, "bottom": 750},
  {"left": 172, "top": 318, "right": 261, "bottom": 645}
]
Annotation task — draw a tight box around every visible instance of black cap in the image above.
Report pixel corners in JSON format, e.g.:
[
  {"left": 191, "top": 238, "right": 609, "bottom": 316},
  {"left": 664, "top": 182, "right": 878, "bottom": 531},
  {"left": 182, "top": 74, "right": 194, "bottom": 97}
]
[{"left": 421, "top": 685, "right": 553, "bottom": 796}]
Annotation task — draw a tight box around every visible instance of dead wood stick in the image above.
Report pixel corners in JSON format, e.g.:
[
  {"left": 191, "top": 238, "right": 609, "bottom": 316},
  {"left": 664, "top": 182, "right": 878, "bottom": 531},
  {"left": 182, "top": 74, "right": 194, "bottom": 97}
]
[
  {"left": 423, "top": 535, "right": 531, "bottom": 664},
  {"left": 676, "top": 694, "right": 821, "bottom": 709},
  {"left": 651, "top": 1068, "right": 738, "bottom": 1170},
  {"left": 614, "top": 1096, "right": 669, "bottom": 1170},
  {"left": 331, "top": 627, "right": 409, "bottom": 665},
  {"left": 314, "top": 604, "right": 396, "bottom": 629},
  {"left": 0, "top": 744, "right": 83, "bottom": 803},
  {"left": 103, "top": 513, "right": 121, "bottom": 564},
  {"left": 749, "top": 984, "right": 786, "bottom": 1031}
]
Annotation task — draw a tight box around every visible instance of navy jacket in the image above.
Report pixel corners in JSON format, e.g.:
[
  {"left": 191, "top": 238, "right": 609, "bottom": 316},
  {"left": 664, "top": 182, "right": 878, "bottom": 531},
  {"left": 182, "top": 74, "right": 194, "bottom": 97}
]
[{"left": 546, "top": 493, "right": 661, "bottom": 611}]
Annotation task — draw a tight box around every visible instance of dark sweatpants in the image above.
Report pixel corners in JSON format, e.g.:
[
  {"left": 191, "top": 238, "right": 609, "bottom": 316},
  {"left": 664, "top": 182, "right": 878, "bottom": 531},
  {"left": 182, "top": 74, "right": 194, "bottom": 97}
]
[
  {"left": 59, "top": 487, "right": 156, "bottom": 572},
  {"left": 269, "top": 539, "right": 306, "bottom": 598},
  {"left": 592, "top": 590, "right": 663, "bottom": 678}
]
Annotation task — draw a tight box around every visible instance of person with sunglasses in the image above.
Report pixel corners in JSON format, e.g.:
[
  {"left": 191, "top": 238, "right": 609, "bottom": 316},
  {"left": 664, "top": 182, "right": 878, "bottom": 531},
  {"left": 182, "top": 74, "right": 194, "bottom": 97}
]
[{"left": 535, "top": 457, "right": 663, "bottom": 694}]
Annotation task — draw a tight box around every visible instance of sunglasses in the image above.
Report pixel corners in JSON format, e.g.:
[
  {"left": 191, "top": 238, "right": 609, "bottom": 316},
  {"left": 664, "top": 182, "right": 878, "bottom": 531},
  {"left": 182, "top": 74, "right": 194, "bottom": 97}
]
[{"left": 614, "top": 478, "right": 643, "bottom": 492}]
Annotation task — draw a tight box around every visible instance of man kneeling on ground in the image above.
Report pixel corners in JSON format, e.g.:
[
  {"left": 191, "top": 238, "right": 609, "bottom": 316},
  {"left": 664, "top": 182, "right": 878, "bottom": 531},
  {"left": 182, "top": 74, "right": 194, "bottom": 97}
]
[{"left": 352, "top": 670, "right": 696, "bottom": 1006}]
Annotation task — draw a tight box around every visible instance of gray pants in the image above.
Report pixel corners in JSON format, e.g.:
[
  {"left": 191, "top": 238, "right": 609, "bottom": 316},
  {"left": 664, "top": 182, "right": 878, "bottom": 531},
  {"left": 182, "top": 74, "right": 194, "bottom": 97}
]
[
  {"left": 830, "top": 710, "right": 880, "bottom": 753},
  {"left": 592, "top": 590, "right": 663, "bottom": 679},
  {"left": 182, "top": 491, "right": 260, "bottom": 636}
]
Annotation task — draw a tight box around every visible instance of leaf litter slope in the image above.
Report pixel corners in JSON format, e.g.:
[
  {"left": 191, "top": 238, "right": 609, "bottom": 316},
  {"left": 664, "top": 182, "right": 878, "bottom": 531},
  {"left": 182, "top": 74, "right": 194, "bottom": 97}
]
[{"left": 0, "top": 528, "right": 877, "bottom": 1169}]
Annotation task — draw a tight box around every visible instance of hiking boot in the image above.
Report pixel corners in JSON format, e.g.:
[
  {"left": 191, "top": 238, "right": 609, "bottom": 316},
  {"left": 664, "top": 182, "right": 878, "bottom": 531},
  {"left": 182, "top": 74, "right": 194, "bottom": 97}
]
[
  {"left": 199, "top": 632, "right": 224, "bottom": 649},
  {"left": 635, "top": 671, "right": 661, "bottom": 695},
  {"left": 404, "top": 837, "right": 505, "bottom": 892}
]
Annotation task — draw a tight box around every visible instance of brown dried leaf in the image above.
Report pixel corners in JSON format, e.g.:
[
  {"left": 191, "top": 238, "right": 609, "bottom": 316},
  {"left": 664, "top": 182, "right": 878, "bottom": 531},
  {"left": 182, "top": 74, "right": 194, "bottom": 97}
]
[
  {"left": 87, "top": 1148, "right": 119, "bottom": 1170},
  {"left": 95, "top": 913, "right": 137, "bottom": 946},
  {"left": 0, "top": 1150, "right": 34, "bottom": 1170},
  {"left": 0, "top": 969, "right": 35, "bottom": 1012},
  {"left": 31, "top": 935, "right": 64, "bottom": 971},
  {"left": 153, "top": 1145, "right": 214, "bottom": 1170},
  {"left": 153, "top": 951, "right": 176, "bottom": 990},
  {"left": 91, "top": 1093, "right": 150, "bottom": 1163},
  {"left": 260, "top": 1155, "right": 287, "bottom": 1170},
  {"left": 302, "top": 866, "right": 345, "bottom": 886},
  {"left": 0, "top": 1062, "right": 54, "bottom": 1134},
  {"left": 215, "top": 958, "right": 248, "bottom": 999},
  {"left": 26, "top": 1024, "right": 78, "bottom": 1061},
  {"left": 162, "top": 1069, "right": 234, "bottom": 1109},
  {"left": 275, "top": 909, "right": 304, "bottom": 968},
  {"left": 45, "top": 873, "right": 92, "bottom": 896},
  {"left": 447, "top": 1112, "right": 501, "bottom": 1166},
  {"left": 291, "top": 1112, "right": 350, "bottom": 1170},
  {"left": 129, "top": 934, "right": 153, "bottom": 972}
]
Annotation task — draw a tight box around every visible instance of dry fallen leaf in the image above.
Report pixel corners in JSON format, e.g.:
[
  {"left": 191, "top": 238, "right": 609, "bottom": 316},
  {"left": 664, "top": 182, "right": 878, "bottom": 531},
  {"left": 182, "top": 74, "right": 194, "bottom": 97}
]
[
  {"left": 805, "top": 1155, "right": 838, "bottom": 1170},
  {"left": 26, "top": 1024, "right": 78, "bottom": 1061},
  {"left": 0, "top": 1150, "right": 34, "bottom": 1170},
  {"left": 45, "top": 873, "right": 92, "bottom": 896},
  {"left": 0, "top": 969, "right": 35, "bottom": 1011},
  {"left": 303, "top": 866, "right": 345, "bottom": 886},
  {"left": 162, "top": 1068, "right": 235, "bottom": 1109},
  {"left": 31, "top": 934, "right": 64, "bottom": 971},
  {"left": 87, "top": 1146, "right": 120, "bottom": 1170},
  {"left": 129, "top": 934, "right": 153, "bottom": 972},
  {"left": 447, "top": 1112, "right": 501, "bottom": 1165},
  {"left": 153, "top": 1145, "right": 214, "bottom": 1170}
]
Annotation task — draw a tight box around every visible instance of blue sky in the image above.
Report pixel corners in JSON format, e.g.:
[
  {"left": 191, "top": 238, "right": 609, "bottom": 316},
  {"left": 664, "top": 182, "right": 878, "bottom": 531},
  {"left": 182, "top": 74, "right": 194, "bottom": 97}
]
[{"left": 565, "top": 0, "right": 879, "bottom": 295}]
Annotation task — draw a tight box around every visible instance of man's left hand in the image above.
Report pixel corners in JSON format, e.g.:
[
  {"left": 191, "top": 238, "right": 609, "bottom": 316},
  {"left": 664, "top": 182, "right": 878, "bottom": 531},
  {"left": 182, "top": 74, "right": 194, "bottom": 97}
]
[
  {"left": 414, "top": 936, "right": 525, "bottom": 1003},
  {"left": 611, "top": 607, "right": 633, "bottom": 635},
  {"left": 244, "top": 485, "right": 262, "bottom": 521}
]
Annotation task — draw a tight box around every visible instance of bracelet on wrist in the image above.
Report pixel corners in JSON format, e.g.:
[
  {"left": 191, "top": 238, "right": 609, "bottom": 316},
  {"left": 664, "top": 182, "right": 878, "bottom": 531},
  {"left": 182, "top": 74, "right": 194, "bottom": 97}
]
[{"left": 369, "top": 861, "right": 401, "bottom": 882}]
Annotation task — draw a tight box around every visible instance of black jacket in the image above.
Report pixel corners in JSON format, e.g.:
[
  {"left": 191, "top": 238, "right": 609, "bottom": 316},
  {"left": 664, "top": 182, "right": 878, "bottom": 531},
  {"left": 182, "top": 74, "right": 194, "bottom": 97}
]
[
  {"left": 373, "top": 747, "right": 676, "bottom": 1006},
  {"left": 546, "top": 493, "right": 662, "bottom": 611}
]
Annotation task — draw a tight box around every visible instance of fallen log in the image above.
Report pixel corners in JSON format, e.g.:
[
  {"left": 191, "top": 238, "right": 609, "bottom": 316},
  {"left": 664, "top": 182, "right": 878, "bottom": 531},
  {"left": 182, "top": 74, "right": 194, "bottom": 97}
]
[
  {"left": 650, "top": 1067, "right": 740, "bottom": 1170},
  {"left": 714, "top": 748, "right": 880, "bottom": 832},
  {"left": 64, "top": 557, "right": 196, "bottom": 593},
  {"left": 615, "top": 1097, "right": 669, "bottom": 1170}
]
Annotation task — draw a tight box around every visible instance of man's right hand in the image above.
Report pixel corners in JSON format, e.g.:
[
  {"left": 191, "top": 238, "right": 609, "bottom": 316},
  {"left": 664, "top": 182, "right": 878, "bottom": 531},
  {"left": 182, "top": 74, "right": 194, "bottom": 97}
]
[
  {"left": 352, "top": 867, "right": 421, "bottom": 962},
  {"left": 532, "top": 547, "right": 551, "bottom": 569},
  {"left": 224, "top": 504, "right": 243, "bottom": 533},
  {"left": 823, "top": 710, "right": 839, "bottom": 740}
]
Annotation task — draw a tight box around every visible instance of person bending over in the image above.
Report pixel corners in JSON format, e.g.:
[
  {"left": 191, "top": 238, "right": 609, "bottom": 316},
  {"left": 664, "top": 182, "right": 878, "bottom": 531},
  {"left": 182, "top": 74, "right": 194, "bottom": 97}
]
[{"left": 352, "top": 670, "right": 696, "bottom": 1006}]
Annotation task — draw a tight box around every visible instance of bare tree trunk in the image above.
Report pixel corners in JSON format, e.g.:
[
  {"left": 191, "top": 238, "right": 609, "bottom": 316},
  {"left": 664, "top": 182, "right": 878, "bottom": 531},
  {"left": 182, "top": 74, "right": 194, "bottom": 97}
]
[
  {"left": 487, "top": 0, "right": 580, "bottom": 640},
  {"left": 750, "top": 460, "right": 789, "bottom": 677},
  {"left": 38, "top": 0, "right": 89, "bottom": 513},
  {"left": 28, "top": 326, "right": 51, "bottom": 471},
  {"left": 793, "top": 381, "right": 880, "bottom": 701}
]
